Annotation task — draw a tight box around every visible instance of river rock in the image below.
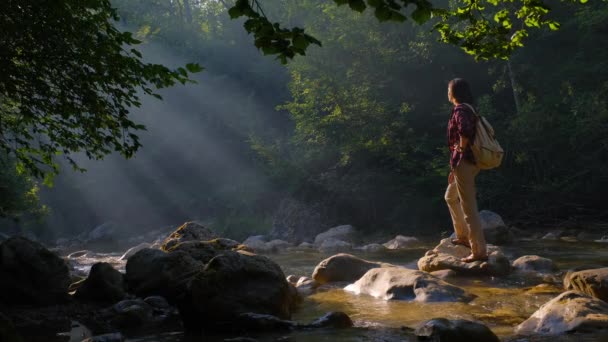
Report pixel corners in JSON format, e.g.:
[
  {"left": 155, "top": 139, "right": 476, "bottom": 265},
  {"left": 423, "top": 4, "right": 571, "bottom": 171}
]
[
  {"left": 160, "top": 221, "right": 217, "bottom": 251},
  {"left": 512, "top": 255, "right": 557, "bottom": 273},
  {"left": 314, "top": 225, "right": 356, "bottom": 246},
  {"left": 243, "top": 235, "right": 267, "bottom": 251},
  {"left": 358, "top": 243, "right": 386, "bottom": 253},
  {"left": 312, "top": 253, "right": 383, "bottom": 284},
  {"left": 564, "top": 268, "right": 608, "bottom": 302},
  {"left": 345, "top": 267, "right": 475, "bottom": 303},
  {"left": 269, "top": 197, "right": 328, "bottom": 244},
  {"left": 166, "top": 240, "right": 241, "bottom": 263},
  {"left": 180, "top": 251, "right": 294, "bottom": 332},
  {"left": 383, "top": 235, "right": 418, "bottom": 249},
  {"left": 74, "top": 262, "right": 126, "bottom": 302},
  {"left": 415, "top": 318, "right": 500, "bottom": 342},
  {"left": 417, "top": 238, "right": 511, "bottom": 276},
  {"left": 483, "top": 225, "right": 515, "bottom": 245},
  {"left": 479, "top": 210, "right": 505, "bottom": 229},
  {"left": 515, "top": 291, "right": 608, "bottom": 334},
  {"left": 120, "top": 243, "right": 152, "bottom": 261},
  {"left": 307, "top": 311, "right": 353, "bottom": 329},
  {"left": 125, "top": 248, "right": 202, "bottom": 301},
  {"left": 318, "top": 238, "right": 352, "bottom": 254},
  {"left": 0, "top": 237, "right": 71, "bottom": 305}
]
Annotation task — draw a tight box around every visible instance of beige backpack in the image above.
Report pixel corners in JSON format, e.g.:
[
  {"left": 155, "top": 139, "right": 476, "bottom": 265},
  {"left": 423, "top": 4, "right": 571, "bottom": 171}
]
[{"left": 462, "top": 103, "right": 504, "bottom": 170}]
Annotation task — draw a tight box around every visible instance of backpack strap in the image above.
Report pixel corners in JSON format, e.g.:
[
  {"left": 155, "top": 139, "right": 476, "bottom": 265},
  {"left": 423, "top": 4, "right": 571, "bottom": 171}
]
[{"left": 461, "top": 103, "right": 477, "bottom": 116}]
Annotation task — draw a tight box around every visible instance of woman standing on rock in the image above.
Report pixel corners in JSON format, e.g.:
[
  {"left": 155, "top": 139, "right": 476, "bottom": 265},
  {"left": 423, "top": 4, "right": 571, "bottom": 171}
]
[{"left": 445, "top": 78, "right": 488, "bottom": 263}]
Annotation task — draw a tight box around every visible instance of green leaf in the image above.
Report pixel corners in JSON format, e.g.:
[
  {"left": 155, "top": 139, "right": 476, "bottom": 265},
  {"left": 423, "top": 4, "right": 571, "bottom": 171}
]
[
  {"left": 228, "top": 6, "right": 242, "bottom": 19},
  {"left": 374, "top": 6, "right": 392, "bottom": 22},
  {"left": 349, "top": 0, "right": 366, "bottom": 12},
  {"left": 293, "top": 35, "right": 309, "bottom": 50},
  {"left": 186, "top": 63, "right": 203, "bottom": 73},
  {"left": 411, "top": 7, "right": 431, "bottom": 24}
]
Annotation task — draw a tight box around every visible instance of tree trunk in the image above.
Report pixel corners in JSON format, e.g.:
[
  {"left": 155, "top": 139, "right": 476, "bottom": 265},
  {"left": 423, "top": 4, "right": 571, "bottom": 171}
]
[
  {"left": 182, "top": 0, "right": 193, "bottom": 23},
  {"left": 507, "top": 60, "right": 521, "bottom": 115}
]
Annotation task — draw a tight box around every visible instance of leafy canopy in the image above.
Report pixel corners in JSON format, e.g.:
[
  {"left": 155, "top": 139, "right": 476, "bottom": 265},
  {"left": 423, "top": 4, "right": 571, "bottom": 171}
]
[
  {"left": 230, "top": 0, "right": 598, "bottom": 61},
  {"left": 0, "top": 0, "right": 202, "bottom": 179}
]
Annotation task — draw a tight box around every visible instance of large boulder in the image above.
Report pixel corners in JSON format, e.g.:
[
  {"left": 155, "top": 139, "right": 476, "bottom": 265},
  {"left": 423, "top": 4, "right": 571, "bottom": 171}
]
[
  {"left": 415, "top": 318, "right": 500, "bottom": 342},
  {"left": 125, "top": 248, "right": 202, "bottom": 301},
  {"left": 515, "top": 291, "right": 608, "bottom": 334},
  {"left": 74, "top": 262, "right": 126, "bottom": 302},
  {"left": 417, "top": 238, "right": 511, "bottom": 276},
  {"left": 479, "top": 210, "right": 513, "bottom": 245},
  {"left": 345, "top": 268, "right": 475, "bottom": 303},
  {"left": 483, "top": 225, "right": 515, "bottom": 245},
  {"left": 564, "top": 268, "right": 608, "bottom": 302},
  {"left": 160, "top": 222, "right": 217, "bottom": 251},
  {"left": 180, "top": 251, "right": 295, "bottom": 332},
  {"left": 383, "top": 235, "right": 418, "bottom": 249},
  {"left": 512, "top": 255, "right": 557, "bottom": 273},
  {"left": 0, "top": 237, "right": 70, "bottom": 305},
  {"left": 479, "top": 210, "right": 505, "bottom": 230},
  {"left": 312, "top": 253, "right": 384, "bottom": 284},
  {"left": 314, "top": 225, "right": 356, "bottom": 246},
  {"left": 269, "top": 197, "right": 328, "bottom": 244}
]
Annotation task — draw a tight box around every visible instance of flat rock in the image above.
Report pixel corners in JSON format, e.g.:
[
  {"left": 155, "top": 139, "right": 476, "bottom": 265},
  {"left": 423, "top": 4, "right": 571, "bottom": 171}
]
[
  {"left": 312, "top": 253, "right": 384, "bottom": 284},
  {"left": 345, "top": 267, "right": 475, "bottom": 303},
  {"left": 564, "top": 267, "right": 608, "bottom": 302},
  {"left": 383, "top": 235, "right": 418, "bottom": 249},
  {"left": 515, "top": 291, "right": 608, "bottom": 335},
  {"left": 512, "top": 255, "right": 556, "bottom": 273},
  {"left": 417, "top": 238, "right": 511, "bottom": 276},
  {"left": 416, "top": 318, "right": 500, "bottom": 342}
]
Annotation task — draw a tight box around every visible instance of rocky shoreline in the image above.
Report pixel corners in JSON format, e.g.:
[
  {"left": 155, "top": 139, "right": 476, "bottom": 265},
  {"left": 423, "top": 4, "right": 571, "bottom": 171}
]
[{"left": 2, "top": 214, "right": 608, "bottom": 341}]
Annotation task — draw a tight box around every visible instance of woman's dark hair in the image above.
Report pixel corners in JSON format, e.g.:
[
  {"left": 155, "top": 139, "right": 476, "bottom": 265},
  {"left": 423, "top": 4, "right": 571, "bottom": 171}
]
[{"left": 448, "top": 78, "right": 474, "bottom": 105}]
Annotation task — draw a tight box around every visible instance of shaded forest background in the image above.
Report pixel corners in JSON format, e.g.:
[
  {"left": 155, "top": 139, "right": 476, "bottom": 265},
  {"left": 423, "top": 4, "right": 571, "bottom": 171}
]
[{"left": 2, "top": 0, "right": 607, "bottom": 241}]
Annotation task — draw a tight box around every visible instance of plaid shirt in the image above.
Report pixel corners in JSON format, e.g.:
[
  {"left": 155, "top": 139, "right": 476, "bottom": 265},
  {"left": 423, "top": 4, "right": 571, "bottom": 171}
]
[{"left": 448, "top": 104, "right": 477, "bottom": 169}]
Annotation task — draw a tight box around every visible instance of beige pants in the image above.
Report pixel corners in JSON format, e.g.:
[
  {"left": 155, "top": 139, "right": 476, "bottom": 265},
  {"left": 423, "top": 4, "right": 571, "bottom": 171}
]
[{"left": 445, "top": 160, "right": 487, "bottom": 257}]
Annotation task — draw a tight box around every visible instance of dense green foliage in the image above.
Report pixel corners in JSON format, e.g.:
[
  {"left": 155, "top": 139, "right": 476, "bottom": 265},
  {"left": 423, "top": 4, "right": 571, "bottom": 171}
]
[
  {"left": 1, "top": 0, "right": 606, "bottom": 238},
  {"left": 0, "top": 0, "right": 200, "bottom": 179}
]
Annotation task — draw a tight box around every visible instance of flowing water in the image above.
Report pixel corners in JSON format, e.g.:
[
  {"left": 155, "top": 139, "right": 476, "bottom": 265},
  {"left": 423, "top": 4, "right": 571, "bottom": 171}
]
[{"left": 66, "top": 239, "right": 608, "bottom": 341}]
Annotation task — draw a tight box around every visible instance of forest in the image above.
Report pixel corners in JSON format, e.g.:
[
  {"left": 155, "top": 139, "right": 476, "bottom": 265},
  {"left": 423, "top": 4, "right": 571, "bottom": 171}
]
[
  {"left": 1, "top": 1, "right": 608, "bottom": 341},
  {"left": 2, "top": 0, "right": 606, "bottom": 241}
]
